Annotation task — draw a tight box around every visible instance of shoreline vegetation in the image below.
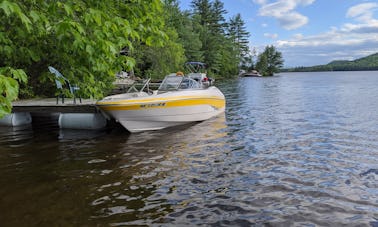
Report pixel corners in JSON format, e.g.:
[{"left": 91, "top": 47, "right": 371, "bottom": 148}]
[
  {"left": 1, "top": 0, "right": 375, "bottom": 119},
  {"left": 0, "top": 0, "right": 284, "bottom": 117},
  {"left": 282, "top": 52, "right": 378, "bottom": 72}
]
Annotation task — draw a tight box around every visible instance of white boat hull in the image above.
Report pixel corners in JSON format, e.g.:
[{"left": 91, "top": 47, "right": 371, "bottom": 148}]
[{"left": 96, "top": 87, "right": 225, "bottom": 132}]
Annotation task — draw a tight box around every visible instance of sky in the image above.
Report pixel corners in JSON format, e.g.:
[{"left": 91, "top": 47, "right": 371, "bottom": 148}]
[{"left": 178, "top": 0, "right": 378, "bottom": 67}]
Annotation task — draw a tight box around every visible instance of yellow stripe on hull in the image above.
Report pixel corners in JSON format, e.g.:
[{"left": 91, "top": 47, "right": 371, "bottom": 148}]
[
  {"left": 97, "top": 97, "right": 225, "bottom": 111},
  {"left": 97, "top": 95, "right": 223, "bottom": 105}
]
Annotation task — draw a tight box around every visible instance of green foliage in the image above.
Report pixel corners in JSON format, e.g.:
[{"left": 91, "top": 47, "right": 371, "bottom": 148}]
[
  {"left": 256, "top": 54, "right": 268, "bottom": 75},
  {"left": 132, "top": 0, "right": 186, "bottom": 79},
  {"left": 228, "top": 14, "right": 250, "bottom": 58},
  {"left": 1, "top": 0, "right": 271, "bottom": 117},
  {"left": 0, "top": 0, "right": 167, "bottom": 115},
  {"left": 217, "top": 39, "right": 240, "bottom": 77},
  {"left": 179, "top": 15, "right": 204, "bottom": 62},
  {"left": 191, "top": 0, "right": 234, "bottom": 77},
  {"left": 0, "top": 67, "right": 27, "bottom": 118},
  {"left": 164, "top": 0, "right": 203, "bottom": 62},
  {"left": 256, "top": 45, "right": 284, "bottom": 76},
  {"left": 136, "top": 29, "right": 186, "bottom": 79}
]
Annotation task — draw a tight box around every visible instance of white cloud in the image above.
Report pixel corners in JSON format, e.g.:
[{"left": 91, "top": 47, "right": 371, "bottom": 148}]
[
  {"left": 264, "top": 33, "right": 278, "bottom": 39},
  {"left": 346, "top": 3, "right": 378, "bottom": 23},
  {"left": 343, "top": 3, "right": 378, "bottom": 33},
  {"left": 253, "top": 0, "right": 267, "bottom": 5},
  {"left": 256, "top": 0, "right": 315, "bottom": 30},
  {"left": 266, "top": 2, "right": 378, "bottom": 67},
  {"left": 341, "top": 23, "right": 378, "bottom": 34},
  {"left": 277, "top": 12, "right": 308, "bottom": 30},
  {"left": 275, "top": 28, "right": 378, "bottom": 66},
  {"left": 292, "top": 33, "right": 303, "bottom": 39}
]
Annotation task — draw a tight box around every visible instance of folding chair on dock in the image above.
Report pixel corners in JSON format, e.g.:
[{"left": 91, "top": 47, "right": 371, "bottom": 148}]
[{"left": 48, "top": 66, "right": 81, "bottom": 104}]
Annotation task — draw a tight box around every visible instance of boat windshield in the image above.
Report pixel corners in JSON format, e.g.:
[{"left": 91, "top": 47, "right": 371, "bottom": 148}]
[
  {"left": 180, "top": 77, "right": 201, "bottom": 89},
  {"left": 185, "top": 62, "right": 207, "bottom": 73},
  {"left": 158, "top": 75, "right": 200, "bottom": 91}
]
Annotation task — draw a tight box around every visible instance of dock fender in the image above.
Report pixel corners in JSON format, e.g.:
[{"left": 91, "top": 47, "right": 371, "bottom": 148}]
[
  {"left": 0, "top": 112, "right": 32, "bottom": 127},
  {"left": 58, "top": 113, "right": 107, "bottom": 130}
]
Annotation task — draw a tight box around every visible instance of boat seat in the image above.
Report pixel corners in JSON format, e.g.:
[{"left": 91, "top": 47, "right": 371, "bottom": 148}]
[{"left": 48, "top": 66, "right": 81, "bottom": 104}]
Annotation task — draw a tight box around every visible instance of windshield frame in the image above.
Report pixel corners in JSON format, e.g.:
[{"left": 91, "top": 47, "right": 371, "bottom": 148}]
[
  {"left": 158, "top": 75, "right": 201, "bottom": 92},
  {"left": 158, "top": 75, "right": 184, "bottom": 91}
]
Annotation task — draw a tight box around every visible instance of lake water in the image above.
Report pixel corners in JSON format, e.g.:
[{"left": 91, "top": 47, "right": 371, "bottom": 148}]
[{"left": 0, "top": 71, "right": 377, "bottom": 226}]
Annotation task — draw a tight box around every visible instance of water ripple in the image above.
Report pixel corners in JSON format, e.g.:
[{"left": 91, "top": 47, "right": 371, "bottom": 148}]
[{"left": 1, "top": 72, "right": 378, "bottom": 226}]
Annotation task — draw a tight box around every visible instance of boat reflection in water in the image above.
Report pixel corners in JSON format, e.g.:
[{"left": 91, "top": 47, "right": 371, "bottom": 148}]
[
  {"left": 122, "top": 112, "right": 227, "bottom": 147},
  {"left": 84, "top": 113, "right": 227, "bottom": 225}
]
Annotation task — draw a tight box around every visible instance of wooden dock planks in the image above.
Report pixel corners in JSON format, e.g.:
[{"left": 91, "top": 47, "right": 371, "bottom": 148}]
[{"left": 12, "top": 98, "right": 99, "bottom": 113}]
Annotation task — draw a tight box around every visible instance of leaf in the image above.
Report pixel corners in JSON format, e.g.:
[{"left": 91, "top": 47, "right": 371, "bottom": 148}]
[
  {"left": 0, "top": 1, "right": 31, "bottom": 31},
  {"left": 145, "top": 36, "right": 153, "bottom": 46},
  {"left": 108, "top": 43, "right": 117, "bottom": 55},
  {"left": 0, "top": 95, "right": 12, "bottom": 118},
  {"left": 28, "top": 49, "right": 40, "bottom": 62},
  {"left": 3, "top": 45, "right": 12, "bottom": 57},
  {"left": 71, "top": 21, "right": 85, "bottom": 35},
  {"left": 29, "top": 10, "right": 40, "bottom": 22},
  {"left": 0, "top": 0, "right": 12, "bottom": 16},
  {"left": 125, "top": 57, "right": 136, "bottom": 70},
  {"left": 19, "top": 13, "right": 31, "bottom": 30},
  {"left": 63, "top": 4, "right": 73, "bottom": 17},
  {"left": 89, "top": 9, "right": 102, "bottom": 26},
  {"left": 0, "top": 74, "right": 19, "bottom": 101},
  {"left": 10, "top": 69, "right": 27, "bottom": 83},
  {"left": 56, "top": 21, "right": 70, "bottom": 35},
  {"left": 85, "top": 45, "right": 95, "bottom": 55}
]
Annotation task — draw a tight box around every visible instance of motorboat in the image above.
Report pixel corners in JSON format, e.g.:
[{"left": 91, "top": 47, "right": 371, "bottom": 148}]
[
  {"left": 241, "top": 70, "right": 262, "bottom": 77},
  {"left": 96, "top": 64, "right": 225, "bottom": 132}
]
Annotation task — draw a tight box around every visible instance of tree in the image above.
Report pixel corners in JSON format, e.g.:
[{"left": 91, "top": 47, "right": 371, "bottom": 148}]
[
  {"left": 228, "top": 13, "right": 250, "bottom": 71},
  {"left": 191, "top": 0, "right": 212, "bottom": 27},
  {"left": 228, "top": 14, "right": 249, "bottom": 54},
  {"left": 190, "top": 0, "right": 231, "bottom": 76},
  {"left": 0, "top": 0, "right": 167, "bottom": 117},
  {"left": 210, "top": 0, "right": 228, "bottom": 35},
  {"left": 256, "top": 45, "right": 284, "bottom": 76},
  {"left": 133, "top": 0, "right": 186, "bottom": 79},
  {"left": 163, "top": 0, "right": 203, "bottom": 62},
  {"left": 256, "top": 53, "right": 268, "bottom": 75},
  {"left": 179, "top": 13, "right": 204, "bottom": 62},
  {"left": 191, "top": 0, "right": 215, "bottom": 68}
]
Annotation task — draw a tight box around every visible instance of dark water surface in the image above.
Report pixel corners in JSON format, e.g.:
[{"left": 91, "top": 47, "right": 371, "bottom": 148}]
[{"left": 1, "top": 71, "right": 377, "bottom": 226}]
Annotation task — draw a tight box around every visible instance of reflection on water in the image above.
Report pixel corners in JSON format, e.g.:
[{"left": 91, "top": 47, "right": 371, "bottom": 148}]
[
  {"left": 58, "top": 129, "right": 110, "bottom": 141},
  {"left": 0, "top": 71, "right": 378, "bottom": 226},
  {"left": 0, "top": 125, "right": 34, "bottom": 146}
]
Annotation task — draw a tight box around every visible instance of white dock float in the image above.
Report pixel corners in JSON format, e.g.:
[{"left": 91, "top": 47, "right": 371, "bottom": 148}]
[
  {"left": 2, "top": 98, "right": 109, "bottom": 130},
  {"left": 0, "top": 112, "right": 32, "bottom": 126},
  {"left": 59, "top": 113, "right": 107, "bottom": 130}
]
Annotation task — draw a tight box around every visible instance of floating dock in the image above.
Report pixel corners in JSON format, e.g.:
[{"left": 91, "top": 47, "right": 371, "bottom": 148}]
[
  {"left": 0, "top": 98, "right": 108, "bottom": 129},
  {"left": 2, "top": 80, "right": 162, "bottom": 130}
]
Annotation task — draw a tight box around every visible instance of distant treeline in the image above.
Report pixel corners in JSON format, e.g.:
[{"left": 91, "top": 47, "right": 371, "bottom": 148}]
[{"left": 282, "top": 53, "right": 378, "bottom": 72}]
